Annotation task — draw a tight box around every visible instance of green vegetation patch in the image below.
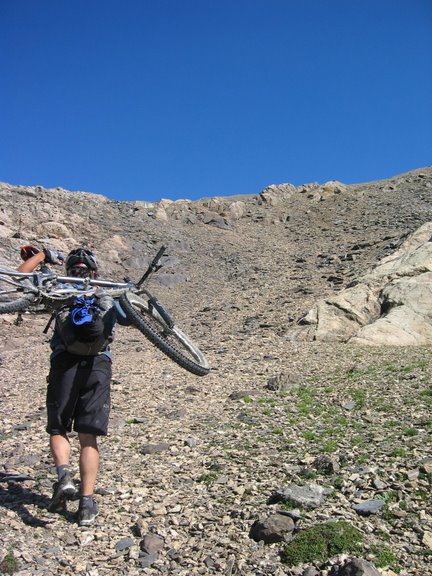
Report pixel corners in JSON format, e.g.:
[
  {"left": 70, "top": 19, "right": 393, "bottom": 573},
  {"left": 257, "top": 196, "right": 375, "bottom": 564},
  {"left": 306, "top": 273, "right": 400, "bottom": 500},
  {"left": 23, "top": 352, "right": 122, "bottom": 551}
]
[
  {"left": 391, "top": 447, "right": 407, "bottom": 457},
  {"left": 420, "top": 387, "right": 432, "bottom": 405},
  {"left": 281, "top": 521, "right": 363, "bottom": 567},
  {"left": 402, "top": 427, "right": 418, "bottom": 437},
  {"left": 196, "top": 472, "right": 218, "bottom": 484},
  {"left": 0, "top": 553, "right": 19, "bottom": 575},
  {"left": 370, "top": 544, "right": 398, "bottom": 569}
]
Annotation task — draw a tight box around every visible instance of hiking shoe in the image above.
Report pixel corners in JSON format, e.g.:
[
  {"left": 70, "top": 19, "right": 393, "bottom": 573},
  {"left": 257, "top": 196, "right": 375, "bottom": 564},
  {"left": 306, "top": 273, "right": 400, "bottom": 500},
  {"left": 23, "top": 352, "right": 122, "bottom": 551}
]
[
  {"left": 48, "top": 471, "right": 77, "bottom": 513},
  {"left": 77, "top": 499, "right": 99, "bottom": 527}
]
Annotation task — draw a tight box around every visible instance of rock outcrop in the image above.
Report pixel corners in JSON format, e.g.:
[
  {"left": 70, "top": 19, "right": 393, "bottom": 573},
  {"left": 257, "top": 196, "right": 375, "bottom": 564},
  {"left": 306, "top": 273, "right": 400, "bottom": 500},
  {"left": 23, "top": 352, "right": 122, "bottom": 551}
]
[{"left": 296, "top": 222, "right": 432, "bottom": 345}]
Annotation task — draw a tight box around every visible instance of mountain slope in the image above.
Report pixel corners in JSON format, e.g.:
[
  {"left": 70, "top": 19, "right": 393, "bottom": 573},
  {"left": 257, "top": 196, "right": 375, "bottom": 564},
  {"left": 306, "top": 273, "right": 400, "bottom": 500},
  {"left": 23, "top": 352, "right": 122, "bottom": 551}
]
[{"left": 1, "top": 167, "right": 432, "bottom": 575}]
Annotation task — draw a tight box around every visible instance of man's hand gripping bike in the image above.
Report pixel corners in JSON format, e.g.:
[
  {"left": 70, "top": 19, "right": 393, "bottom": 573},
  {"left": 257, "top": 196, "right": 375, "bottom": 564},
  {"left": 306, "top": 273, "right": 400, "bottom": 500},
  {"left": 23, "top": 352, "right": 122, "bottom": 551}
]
[{"left": 0, "top": 247, "right": 210, "bottom": 376}]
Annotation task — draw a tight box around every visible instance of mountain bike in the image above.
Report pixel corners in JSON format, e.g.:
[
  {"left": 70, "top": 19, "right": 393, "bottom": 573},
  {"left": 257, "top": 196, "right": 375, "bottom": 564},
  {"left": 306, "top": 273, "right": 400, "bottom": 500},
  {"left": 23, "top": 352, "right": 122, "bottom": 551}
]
[{"left": 0, "top": 247, "right": 210, "bottom": 376}]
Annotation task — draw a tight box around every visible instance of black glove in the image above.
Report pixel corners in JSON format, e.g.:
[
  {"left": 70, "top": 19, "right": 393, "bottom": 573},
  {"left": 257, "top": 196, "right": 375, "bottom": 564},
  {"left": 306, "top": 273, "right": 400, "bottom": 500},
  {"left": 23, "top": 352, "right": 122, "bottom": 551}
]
[
  {"left": 20, "top": 245, "right": 40, "bottom": 261},
  {"left": 43, "top": 248, "right": 64, "bottom": 265}
]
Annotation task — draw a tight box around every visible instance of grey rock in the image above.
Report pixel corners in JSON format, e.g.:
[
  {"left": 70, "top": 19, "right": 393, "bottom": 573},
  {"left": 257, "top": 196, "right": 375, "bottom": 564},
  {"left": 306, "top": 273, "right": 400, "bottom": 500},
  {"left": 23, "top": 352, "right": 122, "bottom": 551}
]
[
  {"left": 419, "top": 456, "right": 432, "bottom": 474},
  {"left": 338, "top": 558, "right": 381, "bottom": 575},
  {"left": 184, "top": 437, "right": 197, "bottom": 448},
  {"left": 303, "top": 568, "right": 320, "bottom": 576},
  {"left": 372, "top": 478, "right": 386, "bottom": 490},
  {"left": 266, "top": 373, "right": 299, "bottom": 391},
  {"left": 342, "top": 401, "right": 356, "bottom": 411},
  {"left": 132, "top": 518, "right": 147, "bottom": 538},
  {"left": 313, "top": 455, "right": 340, "bottom": 474},
  {"left": 139, "top": 552, "right": 158, "bottom": 568},
  {"left": 229, "top": 390, "right": 260, "bottom": 400},
  {"left": 237, "top": 413, "right": 259, "bottom": 425},
  {"left": 140, "top": 534, "right": 164, "bottom": 554},
  {"left": 249, "top": 513, "right": 295, "bottom": 543},
  {"left": 274, "top": 483, "right": 326, "bottom": 509},
  {"left": 277, "top": 508, "right": 302, "bottom": 521},
  {"left": 13, "top": 423, "right": 31, "bottom": 431},
  {"left": 140, "top": 443, "right": 170, "bottom": 455},
  {"left": 202, "top": 212, "right": 232, "bottom": 230},
  {"left": 115, "top": 537, "right": 134, "bottom": 553},
  {"left": 352, "top": 499, "right": 385, "bottom": 515}
]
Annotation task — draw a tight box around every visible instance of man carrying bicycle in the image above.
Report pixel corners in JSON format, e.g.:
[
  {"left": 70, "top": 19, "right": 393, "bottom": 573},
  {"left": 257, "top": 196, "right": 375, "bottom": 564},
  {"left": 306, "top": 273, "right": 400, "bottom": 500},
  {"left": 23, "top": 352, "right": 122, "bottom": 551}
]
[{"left": 18, "top": 246, "right": 126, "bottom": 526}]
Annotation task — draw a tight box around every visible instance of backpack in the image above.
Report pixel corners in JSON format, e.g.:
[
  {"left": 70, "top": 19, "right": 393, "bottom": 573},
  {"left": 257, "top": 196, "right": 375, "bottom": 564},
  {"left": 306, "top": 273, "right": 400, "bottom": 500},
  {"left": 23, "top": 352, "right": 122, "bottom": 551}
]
[{"left": 53, "top": 294, "right": 116, "bottom": 356}]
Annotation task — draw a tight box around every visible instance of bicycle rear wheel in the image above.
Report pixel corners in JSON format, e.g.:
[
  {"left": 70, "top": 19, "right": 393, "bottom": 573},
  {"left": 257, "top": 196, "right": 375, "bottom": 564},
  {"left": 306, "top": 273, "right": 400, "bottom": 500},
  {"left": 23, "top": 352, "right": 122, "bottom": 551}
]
[
  {"left": 119, "top": 292, "right": 210, "bottom": 376},
  {"left": 0, "top": 274, "right": 37, "bottom": 314}
]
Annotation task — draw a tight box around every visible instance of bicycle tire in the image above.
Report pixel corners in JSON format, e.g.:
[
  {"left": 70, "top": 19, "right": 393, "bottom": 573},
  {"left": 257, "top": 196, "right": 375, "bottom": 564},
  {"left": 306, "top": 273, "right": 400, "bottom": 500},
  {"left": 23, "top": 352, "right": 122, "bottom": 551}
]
[
  {"left": 41, "top": 293, "right": 77, "bottom": 310},
  {"left": 0, "top": 292, "right": 37, "bottom": 314},
  {"left": 119, "top": 292, "right": 210, "bottom": 376}
]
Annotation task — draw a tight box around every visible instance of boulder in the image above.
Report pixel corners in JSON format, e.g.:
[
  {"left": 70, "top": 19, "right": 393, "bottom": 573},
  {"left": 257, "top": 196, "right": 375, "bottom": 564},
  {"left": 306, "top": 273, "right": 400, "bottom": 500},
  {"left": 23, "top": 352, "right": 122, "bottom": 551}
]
[
  {"left": 258, "top": 183, "right": 296, "bottom": 205},
  {"left": 337, "top": 558, "right": 381, "bottom": 575},
  {"left": 35, "top": 221, "right": 71, "bottom": 238},
  {"left": 321, "top": 180, "right": 347, "bottom": 195},
  {"left": 249, "top": 513, "right": 295, "bottom": 543},
  {"left": 226, "top": 201, "right": 245, "bottom": 220}
]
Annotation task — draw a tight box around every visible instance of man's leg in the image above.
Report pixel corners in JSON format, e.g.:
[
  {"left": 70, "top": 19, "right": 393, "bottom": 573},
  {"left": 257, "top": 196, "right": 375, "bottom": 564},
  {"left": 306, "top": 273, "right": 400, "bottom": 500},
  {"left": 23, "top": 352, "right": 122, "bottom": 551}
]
[
  {"left": 78, "top": 432, "right": 99, "bottom": 496},
  {"left": 75, "top": 356, "right": 111, "bottom": 526},
  {"left": 46, "top": 354, "right": 79, "bottom": 512},
  {"left": 48, "top": 433, "right": 77, "bottom": 511},
  {"left": 77, "top": 432, "right": 100, "bottom": 526},
  {"left": 50, "top": 433, "right": 71, "bottom": 466}
]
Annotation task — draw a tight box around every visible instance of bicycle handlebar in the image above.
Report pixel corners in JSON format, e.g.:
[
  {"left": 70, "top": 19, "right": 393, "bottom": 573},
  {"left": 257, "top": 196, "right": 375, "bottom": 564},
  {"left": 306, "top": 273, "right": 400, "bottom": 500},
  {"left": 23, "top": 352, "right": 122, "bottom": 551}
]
[
  {"left": 136, "top": 245, "right": 166, "bottom": 288},
  {"left": 0, "top": 245, "right": 167, "bottom": 294},
  {"left": 0, "top": 269, "right": 132, "bottom": 290}
]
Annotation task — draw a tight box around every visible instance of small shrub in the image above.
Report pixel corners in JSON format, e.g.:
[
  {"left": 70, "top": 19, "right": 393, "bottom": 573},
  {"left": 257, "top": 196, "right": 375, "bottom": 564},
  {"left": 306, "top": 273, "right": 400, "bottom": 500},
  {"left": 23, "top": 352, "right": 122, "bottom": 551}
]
[
  {"left": 357, "top": 454, "right": 369, "bottom": 464},
  {"left": 196, "top": 472, "right": 217, "bottom": 484},
  {"left": 371, "top": 544, "right": 398, "bottom": 569},
  {"left": 335, "top": 416, "right": 349, "bottom": 426},
  {"left": 420, "top": 388, "right": 432, "bottom": 405},
  {"left": 322, "top": 440, "right": 338, "bottom": 453},
  {"left": 403, "top": 427, "right": 418, "bottom": 437},
  {"left": 352, "top": 390, "right": 367, "bottom": 408},
  {"left": 0, "top": 553, "right": 19, "bottom": 575},
  {"left": 281, "top": 520, "right": 363, "bottom": 566},
  {"left": 333, "top": 476, "right": 345, "bottom": 490}
]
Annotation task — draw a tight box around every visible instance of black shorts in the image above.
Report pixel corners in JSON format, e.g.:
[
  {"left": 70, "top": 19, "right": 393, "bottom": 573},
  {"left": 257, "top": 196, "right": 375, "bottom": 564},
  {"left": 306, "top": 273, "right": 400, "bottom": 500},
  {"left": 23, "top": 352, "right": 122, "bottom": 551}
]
[{"left": 46, "top": 352, "right": 112, "bottom": 436}]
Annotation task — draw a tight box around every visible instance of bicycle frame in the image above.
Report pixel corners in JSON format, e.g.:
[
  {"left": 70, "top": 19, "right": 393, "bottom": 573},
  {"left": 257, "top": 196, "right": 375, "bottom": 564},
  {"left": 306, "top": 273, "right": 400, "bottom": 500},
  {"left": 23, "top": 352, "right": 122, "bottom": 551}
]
[
  {"left": 0, "top": 244, "right": 167, "bottom": 300},
  {"left": 0, "top": 245, "right": 210, "bottom": 376}
]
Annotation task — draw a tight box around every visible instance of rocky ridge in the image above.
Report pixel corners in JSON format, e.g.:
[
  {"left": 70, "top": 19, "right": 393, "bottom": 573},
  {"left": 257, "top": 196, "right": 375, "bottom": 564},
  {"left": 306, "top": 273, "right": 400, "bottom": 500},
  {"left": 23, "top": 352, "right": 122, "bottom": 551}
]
[{"left": 1, "top": 167, "right": 432, "bottom": 575}]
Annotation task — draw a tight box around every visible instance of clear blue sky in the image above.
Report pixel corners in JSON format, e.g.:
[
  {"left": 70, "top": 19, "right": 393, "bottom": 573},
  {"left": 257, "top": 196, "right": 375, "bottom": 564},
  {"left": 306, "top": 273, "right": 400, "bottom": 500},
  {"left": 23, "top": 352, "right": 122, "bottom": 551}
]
[{"left": 1, "top": 0, "right": 431, "bottom": 202}]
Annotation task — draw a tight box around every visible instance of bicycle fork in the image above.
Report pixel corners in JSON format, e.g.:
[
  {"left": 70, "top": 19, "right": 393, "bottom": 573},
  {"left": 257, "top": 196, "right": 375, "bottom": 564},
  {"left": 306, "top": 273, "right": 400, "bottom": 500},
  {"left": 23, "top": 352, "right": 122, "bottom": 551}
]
[{"left": 147, "top": 296, "right": 175, "bottom": 329}]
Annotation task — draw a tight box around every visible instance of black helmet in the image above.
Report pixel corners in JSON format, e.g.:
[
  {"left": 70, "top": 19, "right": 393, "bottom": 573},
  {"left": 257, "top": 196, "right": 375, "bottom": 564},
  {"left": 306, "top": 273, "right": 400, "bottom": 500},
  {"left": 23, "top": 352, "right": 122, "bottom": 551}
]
[{"left": 65, "top": 248, "right": 98, "bottom": 273}]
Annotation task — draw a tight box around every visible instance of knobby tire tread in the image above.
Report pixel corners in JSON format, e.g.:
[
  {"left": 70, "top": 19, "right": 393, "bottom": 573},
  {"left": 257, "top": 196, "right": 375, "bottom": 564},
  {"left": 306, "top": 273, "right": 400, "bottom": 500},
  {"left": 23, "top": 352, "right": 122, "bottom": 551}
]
[
  {"left": 119, "top": 294, "right": 209, "bottom": 376},
  {"left": 0, "top": 293, "right": 37, "bottom": 314}
]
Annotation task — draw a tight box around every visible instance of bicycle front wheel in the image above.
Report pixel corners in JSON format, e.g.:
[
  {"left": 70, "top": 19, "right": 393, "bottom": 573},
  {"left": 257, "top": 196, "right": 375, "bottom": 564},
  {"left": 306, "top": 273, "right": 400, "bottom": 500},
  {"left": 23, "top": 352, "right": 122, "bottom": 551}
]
[
  {"left": 119, "top": 292, "right": 210, "bottom": 376},
  {"left": 0, "top": 274, "right": 37, "bottom": 314}
]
